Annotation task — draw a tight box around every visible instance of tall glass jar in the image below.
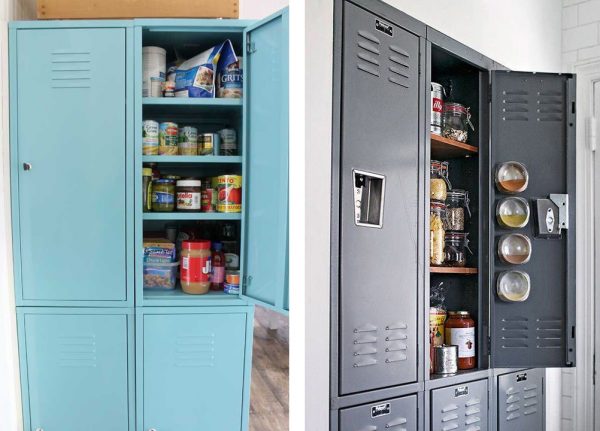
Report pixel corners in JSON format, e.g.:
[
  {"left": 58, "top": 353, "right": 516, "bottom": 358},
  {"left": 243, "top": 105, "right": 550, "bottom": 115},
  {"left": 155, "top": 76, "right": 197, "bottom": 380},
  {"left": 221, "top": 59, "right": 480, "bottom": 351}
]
[
  {"left": 446, "top": 189, "right": 470, "bottom": 231},
  {"left": 431, "top": 160, "right": 451, "bottom": 201},
  {"left": 430, "top": 202, "right": 447, "bottom": 266},
  {"left": 444, "top": 232, "right": 471, "bottom": 267},
  {"left": 445, "top": 311, "right": 476, "bottom": 370}
]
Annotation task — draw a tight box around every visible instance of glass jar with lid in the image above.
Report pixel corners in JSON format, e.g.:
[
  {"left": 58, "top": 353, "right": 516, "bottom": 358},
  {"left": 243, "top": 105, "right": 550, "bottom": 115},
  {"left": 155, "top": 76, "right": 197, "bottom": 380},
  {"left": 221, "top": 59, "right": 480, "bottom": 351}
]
[
  {"left": 442, "top": 103, "right": 475, "bottom": 143},
  {"left": 446, "top": 189, "right": 471, "bottom": 231},
  {"left": 444, "top": 232, "right": 472, "bottom": 267},
  {"left": 431, "top": 160, "right": 451, "bottom": 201},
  {"left": 430, "top": 202, "right": 447, "bottom": 266},
  {"left": 445, "top": 311, "right": 476, "bottom": 370},
  {"left": 151, "top": 179, "right": 175, "bottom": 212}
]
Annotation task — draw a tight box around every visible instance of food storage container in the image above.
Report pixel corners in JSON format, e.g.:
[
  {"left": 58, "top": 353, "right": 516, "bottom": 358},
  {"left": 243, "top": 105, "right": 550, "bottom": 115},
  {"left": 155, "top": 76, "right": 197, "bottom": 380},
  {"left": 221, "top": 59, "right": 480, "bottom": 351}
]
[
  {"left": 446, "top": 189, "right": 470, "bottom": 231},
  {"left": 498, "top": 234, "right": 532, "bottom": 265},
  {"left": 430, "top": 201, "right": 447, "bottom": 266},
  {"left": 445, "top": 311, "right": 476, "bottom": 370},
  {"left": 152, "top": 179, "right": 176, "bottom": 212},
  {"left": 496, "top": 197, "right": 530, "bottom": 228},
  {"left": 497, "top": 270, "right": 531, "bottom": 302},
  {"left": 444, "top": 232, "right": 471, "bottom": 267},
  {"left": 431, "top": 160, "right": 451, "bottom": 201},
  {"left": 442, "top": 102, "right": 474, "bottom": 143},
  {"left": 143, "top": 261, "right": 179, "bottom": 290},
  {"left": 495, "top": 161, "right": 529, "bottom": 194}
]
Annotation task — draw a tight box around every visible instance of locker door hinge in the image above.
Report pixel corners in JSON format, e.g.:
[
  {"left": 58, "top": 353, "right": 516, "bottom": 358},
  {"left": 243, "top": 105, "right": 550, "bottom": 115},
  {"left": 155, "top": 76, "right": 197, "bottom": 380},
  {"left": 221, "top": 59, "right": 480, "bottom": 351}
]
[
  {"left": 587, "top": 117, "right": 597, "bottom": 152},
  {"left": 488, "top": 83, "right": 492, "bottom": 104},
  {"left": 487, "top": 336, "right": 491, "bottom": 353},
  {"left": 246, "top": 35, "right": 256, "bottom": 55},
  {"left": 593, "top": 353, "right": 596, "bottom": 386}
]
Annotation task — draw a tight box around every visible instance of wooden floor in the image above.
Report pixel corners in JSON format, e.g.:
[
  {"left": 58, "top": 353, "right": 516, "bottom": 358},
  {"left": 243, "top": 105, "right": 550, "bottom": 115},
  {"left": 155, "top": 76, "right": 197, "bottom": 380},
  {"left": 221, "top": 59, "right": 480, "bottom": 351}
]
[{"left": 250, "top": 307, "right": 289, "bottom": 431}]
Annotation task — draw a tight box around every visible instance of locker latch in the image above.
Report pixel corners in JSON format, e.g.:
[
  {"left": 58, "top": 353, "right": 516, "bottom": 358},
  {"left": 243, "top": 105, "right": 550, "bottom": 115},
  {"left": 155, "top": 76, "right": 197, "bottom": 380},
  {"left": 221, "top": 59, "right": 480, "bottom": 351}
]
[
  {"left": 532, "top": 194, "right": 568, "bottom": 237},
  {"left": 246, "top": 35, "right": 256, "bottom": 54},
  {"left": 353, "top": 169, "right": 385, "bottom": 228}
]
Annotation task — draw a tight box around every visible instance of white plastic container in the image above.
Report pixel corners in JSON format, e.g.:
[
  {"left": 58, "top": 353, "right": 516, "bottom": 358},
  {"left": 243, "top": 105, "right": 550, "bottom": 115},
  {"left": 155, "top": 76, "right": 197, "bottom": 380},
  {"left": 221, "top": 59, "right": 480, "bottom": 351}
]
[{"left": 143, "top": 46, "right": 167, "bottom": 97}]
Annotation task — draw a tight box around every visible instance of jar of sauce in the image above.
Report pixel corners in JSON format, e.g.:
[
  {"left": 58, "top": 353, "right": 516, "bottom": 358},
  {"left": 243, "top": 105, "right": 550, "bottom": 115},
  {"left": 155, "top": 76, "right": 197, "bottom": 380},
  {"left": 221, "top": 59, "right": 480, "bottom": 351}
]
[
  {"left": 180, "top": 240, "right": 212, "bottom": 295},
  {"left": 152, "top": 179, "right": 175, "bottom": 212},
  {"left": 445, "top": 311, "right": 476, "bottom": 369}
]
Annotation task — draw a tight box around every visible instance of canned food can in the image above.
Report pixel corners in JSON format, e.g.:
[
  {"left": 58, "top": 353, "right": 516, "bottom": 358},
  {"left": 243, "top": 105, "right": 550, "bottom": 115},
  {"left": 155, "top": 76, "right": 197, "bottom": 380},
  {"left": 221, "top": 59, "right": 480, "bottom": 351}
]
[
  {"left": 225, "top": 270, "right": 240, "bottom": 285},
  {"left": 224, "top": 283, "right": 240, "bottom": 294},
  {"left": 142, "top": 120, "right": 159, "bottom": 155},
  {"left": 201, "top": 178, "right": 216, "bottom": 212},
  {"left": 179, "top": 126, "right": 198, "bottom": 155},
  {"left": 218, "top": 128, "right": 238, "bottom": 155},
  {"left": 217, "top": 175, "right": 242, "bottom": 213},
  {"left": 199, "top": 133, "right": 220, "bottom": 155},
  {"left": 433, "top": 345, "right": 458, "bottom": 375},
  {"left": 431, "top": 82, "right": 444, "bottom": 135},
  {"left": 159, "top": 122, "right": 179, "bottom": 155}
]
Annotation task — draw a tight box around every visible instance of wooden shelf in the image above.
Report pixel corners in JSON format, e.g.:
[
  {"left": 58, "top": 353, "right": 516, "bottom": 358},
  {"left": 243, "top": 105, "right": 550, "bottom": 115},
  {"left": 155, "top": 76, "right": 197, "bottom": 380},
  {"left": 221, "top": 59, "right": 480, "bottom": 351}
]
[
  {"left": 431, "top": 134, "right": 478, "bottom": 159},
  {"left": 143, "top": 212, "right": 241, "bottom": 221},
  {"left": 430, "top": 267, "right": 478, "bottom": 275}
]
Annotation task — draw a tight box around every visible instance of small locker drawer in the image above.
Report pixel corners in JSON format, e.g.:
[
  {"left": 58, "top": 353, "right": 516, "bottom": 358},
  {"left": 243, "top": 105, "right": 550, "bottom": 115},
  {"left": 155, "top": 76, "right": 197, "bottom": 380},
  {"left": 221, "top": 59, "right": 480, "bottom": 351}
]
[
  {"left": 339, "top": 394, "right": 418, "bottom": 431},
  {"left": 431, "top": 379, "right": 488, "bottom": 431},
  {"left": 497, "top": 369, "right": 544, "bottom": 431},
  {"left": 18, "top": 309, "right": 133, "bottom": 431}
]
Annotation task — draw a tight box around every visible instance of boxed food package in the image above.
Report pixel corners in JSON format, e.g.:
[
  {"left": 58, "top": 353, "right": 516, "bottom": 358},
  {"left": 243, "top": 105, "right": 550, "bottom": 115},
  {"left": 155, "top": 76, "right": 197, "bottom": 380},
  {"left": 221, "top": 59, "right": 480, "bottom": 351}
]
[
  {"left": 143, "top": 238, "right": 176, "bottom": 263},
  {"left": 175, "top": 40, "right": 238, "bottom": 98},
  {"left": 37, "top": 0, "right": 239, "bottom": 19}
]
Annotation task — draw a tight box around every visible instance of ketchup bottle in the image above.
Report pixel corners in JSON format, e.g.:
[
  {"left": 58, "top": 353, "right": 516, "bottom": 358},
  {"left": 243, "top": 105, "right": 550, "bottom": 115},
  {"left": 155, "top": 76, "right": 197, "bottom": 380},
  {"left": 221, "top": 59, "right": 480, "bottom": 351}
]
[{"left": 211, "top": 242, "right": 225, "bottom": 291}]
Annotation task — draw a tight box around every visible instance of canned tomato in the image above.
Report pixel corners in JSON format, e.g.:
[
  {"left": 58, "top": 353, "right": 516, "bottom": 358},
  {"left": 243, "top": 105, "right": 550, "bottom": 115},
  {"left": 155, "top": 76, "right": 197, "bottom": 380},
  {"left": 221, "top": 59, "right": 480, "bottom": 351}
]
[
  {"left": 217, "top": 175, "right": 242, "bottom": 213},
  {"left": 431, "top": 82, "right": 445, "bottom": 135},
  {"left": 159, "top": 122, "right": 178, "bottom": 155},
  {"left": 142, "top": 120, "right": 159, "bottom": 155},
  {"left": 178, "top": 126, "right": 198, "bottom": 155}
]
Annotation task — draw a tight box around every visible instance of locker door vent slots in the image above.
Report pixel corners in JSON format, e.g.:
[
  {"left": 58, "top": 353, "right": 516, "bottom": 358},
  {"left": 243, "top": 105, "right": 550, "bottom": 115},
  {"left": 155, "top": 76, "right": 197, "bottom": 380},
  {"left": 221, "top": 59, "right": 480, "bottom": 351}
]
[
  {"left": 356, "top": 30, "right": 381, "bottom": 78},
  {"left": 431, "top": 380, "right": 487, "bottom": 431},
  {"left": 58, "top": 334, "right": 97, "bottom": 368},
  {"left": 50, "top": 51, "right": 92, "bottom": 89},
  {"left": 174, "top": 334, "right": 216, "bottom": 368},
  {"left": 498, "top": 371, "right": 543, "bottom": 429}
]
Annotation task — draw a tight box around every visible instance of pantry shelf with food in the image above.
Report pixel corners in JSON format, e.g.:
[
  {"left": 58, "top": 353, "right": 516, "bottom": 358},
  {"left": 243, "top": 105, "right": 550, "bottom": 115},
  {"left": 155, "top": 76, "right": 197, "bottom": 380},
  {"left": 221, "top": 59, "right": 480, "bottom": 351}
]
[
  {"left": 430, "top": 134, "right": 478, "bottom": 159},
  {"left": 430, "top": 267, "right": 478, "bottom": 275},
  {"left": 142, "top": 155, "right": 243, "bottom": 164},
  {"left": 143, "top": 212, "right": 242, "bottom": 221}
]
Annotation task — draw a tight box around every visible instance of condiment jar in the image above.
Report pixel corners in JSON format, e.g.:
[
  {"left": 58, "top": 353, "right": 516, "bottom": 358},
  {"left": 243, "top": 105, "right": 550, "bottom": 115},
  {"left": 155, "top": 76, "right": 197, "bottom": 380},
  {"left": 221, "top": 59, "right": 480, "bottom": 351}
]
[
  {"left": 442, "top": 103, "right": 475, "bottom": 143},
  {"left": 176, "top": 180, "right": 202, "bottom": 212},
  {"left": 430, "top": 202, "right": 447, "bottom": 266},
  {"left": 431, "top": 160, "right": 451, "bottom": 201},
  {"left": 180, "top": 240, "right": 212, "bottom": 295},
  {"left": 444, "top": 232, "right": 472, "bottom": 267},
  {"left": 151, "top": 179, "right": 175, "bottom": 212},
  {"left": 444, "top": 311, "right": 476, "bottom": 370},
  {"left": 446, "top": 189, "right": 470, "bottom": 231},
  {"left": 142, "top": 168, "right": 153, "bottom": 212}
]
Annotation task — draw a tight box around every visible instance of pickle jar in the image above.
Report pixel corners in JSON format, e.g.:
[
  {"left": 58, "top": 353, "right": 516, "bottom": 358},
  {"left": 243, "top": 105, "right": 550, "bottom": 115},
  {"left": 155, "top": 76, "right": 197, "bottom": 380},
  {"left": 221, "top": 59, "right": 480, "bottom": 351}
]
[
  {"left": 151, "top": 179, "right": 175, "bottom": 212},
  {"left": 444, "top": 232, "right": 472, "bottom": 267},
  {"left": 446, "top": 189, "right": 471, "bottom": 231},
  {"left": 431, "top": 160, "right": 451, "bottom": 201},
  {"left": 430, "top": 201, "right": 447, "bottom": 266}
]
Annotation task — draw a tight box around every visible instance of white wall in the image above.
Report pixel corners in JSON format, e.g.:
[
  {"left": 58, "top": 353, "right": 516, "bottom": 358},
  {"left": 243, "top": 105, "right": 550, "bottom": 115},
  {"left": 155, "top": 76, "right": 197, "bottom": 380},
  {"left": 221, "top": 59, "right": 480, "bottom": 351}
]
[
  {"left": 305, "top": 1, "right": 565, "bottom": 430},
  {"left": 240, "top": 0, "right": 289, "bottom": 19},
  {"left": 563, "top": 0, "right": 600, "bottom": 65}
]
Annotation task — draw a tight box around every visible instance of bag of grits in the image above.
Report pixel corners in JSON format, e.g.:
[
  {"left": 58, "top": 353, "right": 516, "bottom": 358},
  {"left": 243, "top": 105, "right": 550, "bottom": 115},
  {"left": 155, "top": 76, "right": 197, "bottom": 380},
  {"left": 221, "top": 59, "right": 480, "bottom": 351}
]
[{"left": 175, "top": 40, "right": 238, "bottom": 98}]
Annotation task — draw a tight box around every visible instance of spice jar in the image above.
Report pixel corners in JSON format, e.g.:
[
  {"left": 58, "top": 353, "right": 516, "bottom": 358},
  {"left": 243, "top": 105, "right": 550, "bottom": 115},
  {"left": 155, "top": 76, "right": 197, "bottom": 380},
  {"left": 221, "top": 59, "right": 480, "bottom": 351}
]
[
  {"left": 180, "top": 240, "right": 212, "bottom": 295},
  {"left": 176, "top": 180, "right": 202, "bottom": 212},
  {"left": 446, "top": 189, "right": 470, "bottom": 231},
  {"left": 444, "top": 232, "right": 471, "bottom": 267},
  {"left": 142, "top": 168, "right": 153, "bottom": 212},
  {"left": 431, "top": 160, "right": 451, "bottom": 201},
  {"left": 430, "top": 202, "right": 447, "bottom": 266},
  {"left": 445, "top": 311, "right": 476, "bottom": 370},
  {"left": 151, "top": 179, "right": 175, "bottom": 212},
  {"left": 442, "top": 103, "right": 475, "bottom": 143}
]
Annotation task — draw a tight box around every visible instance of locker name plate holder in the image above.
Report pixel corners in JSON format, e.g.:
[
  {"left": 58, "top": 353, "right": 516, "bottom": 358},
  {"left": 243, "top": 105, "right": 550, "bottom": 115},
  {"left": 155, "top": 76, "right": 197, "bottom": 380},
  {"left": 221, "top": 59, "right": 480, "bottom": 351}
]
[
  {"left": 371, "top": 402, "right": 391, "bottom": 418},
  {"left": 353, "top": 169, "right": 385, "bottom": 228},
  {"left": 455, "top": 386, "right": 469, "bottom": 397},
  {"left": 375, "top": 19, "right": 393, "bottom": 37}
]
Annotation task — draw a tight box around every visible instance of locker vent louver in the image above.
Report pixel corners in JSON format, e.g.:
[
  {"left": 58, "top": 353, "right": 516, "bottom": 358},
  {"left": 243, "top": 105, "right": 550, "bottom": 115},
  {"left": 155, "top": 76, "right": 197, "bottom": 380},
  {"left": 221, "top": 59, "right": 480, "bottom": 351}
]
[
  {"left": 438, "top": 395, "right": 481, "bottom": 430},
  {"left": 535, "top": 317, "right": 563, "bottom": 349},
  {"left": 500, "top": 317, "right": 529, "bottom": 348},
  {"left": 537, "top": 90, "right": 564, "bottom": 122},
  {"left": 501, "top": 90, "right": 529, "bottom": 122},
  {"left": 522, "top": 384, "right": 539, "bottom": 416},
  {"left": 388, "top": 44, "right": 410, "bottom": 88},
  {"left": 385, "top": 416, "right": 408, "bottom": 430},
  {"left": 356, "top": 30, "right": 381, "bottom": 78},
  {"left": 174, "top": 334, "right": 216, "bottom": 367},
  {"left": 384, "top": 321, "right": 408, "bottom": 364},
  {"left": 352, "top": 323, "right": 378, "bottom": 368},
  {"left": 58, "top": 334, "right": 97, "bottom": 367},
  {"left": 51, "top": 50, "right": 92, "bottom": 89}
]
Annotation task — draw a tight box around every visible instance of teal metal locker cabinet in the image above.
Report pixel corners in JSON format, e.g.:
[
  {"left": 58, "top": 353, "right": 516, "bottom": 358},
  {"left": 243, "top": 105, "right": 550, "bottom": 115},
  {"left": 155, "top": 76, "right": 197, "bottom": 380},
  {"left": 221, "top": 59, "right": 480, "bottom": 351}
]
[{"left": 9, "top": 9, "right": 289, "bottom": 431}]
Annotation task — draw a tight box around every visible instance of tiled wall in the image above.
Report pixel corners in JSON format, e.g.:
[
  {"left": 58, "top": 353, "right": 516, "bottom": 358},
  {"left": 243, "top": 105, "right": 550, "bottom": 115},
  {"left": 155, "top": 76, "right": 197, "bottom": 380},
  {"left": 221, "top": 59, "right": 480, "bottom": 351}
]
[{"left": 563, "top": 0, "right": 600, "bottom": 65}]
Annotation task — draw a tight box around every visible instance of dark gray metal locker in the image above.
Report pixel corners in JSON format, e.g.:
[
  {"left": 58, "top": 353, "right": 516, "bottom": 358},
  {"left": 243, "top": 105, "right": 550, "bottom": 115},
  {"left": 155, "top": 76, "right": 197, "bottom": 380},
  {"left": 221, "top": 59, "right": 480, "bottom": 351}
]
[
  {"left": 497, "top": 370, "right": 544, "bottom": 431},
  {"left": 490, "top": 72, "right": 576, "bottom": 368},
  {"left": 431, "top": 379, "right": 488, "bottom": 431},
  {"left": 338, "top": 0, "right": 421, "bottom": 395},
  {"left": 339, "top": 394, "right": 418, "bottom": 431}
]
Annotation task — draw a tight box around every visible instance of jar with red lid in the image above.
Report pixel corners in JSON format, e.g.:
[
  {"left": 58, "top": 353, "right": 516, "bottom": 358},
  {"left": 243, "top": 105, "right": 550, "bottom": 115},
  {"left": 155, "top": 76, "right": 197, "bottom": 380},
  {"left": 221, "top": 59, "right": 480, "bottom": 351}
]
[
  {"left": 180, "top": 240, "right": 212, "bottom": 295},
  {"left": 444, "top": 311, "right": 476, "bottom": 369}
]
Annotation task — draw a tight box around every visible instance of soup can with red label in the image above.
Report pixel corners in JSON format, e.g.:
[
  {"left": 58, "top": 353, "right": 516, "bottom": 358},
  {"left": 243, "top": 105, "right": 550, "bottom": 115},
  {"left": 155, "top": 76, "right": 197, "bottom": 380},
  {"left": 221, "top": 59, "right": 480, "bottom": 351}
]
[{"left": 217, "top": 175, "right": 242, "bottom": 213}]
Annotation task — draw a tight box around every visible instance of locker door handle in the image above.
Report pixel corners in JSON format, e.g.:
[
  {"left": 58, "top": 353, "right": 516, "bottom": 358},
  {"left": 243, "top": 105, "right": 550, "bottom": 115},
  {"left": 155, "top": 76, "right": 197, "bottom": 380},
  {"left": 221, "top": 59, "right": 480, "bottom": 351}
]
[{"left": 23, "top": 162, "right": 32, "bottom": 171}]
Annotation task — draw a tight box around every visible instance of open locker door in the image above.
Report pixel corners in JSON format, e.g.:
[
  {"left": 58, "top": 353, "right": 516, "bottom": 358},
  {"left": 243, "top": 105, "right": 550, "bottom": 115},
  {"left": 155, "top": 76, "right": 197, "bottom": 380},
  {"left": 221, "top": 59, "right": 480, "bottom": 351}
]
[
  {"left": 489, "top": 71, "right": 576, "bottom": 368},
  {"left": 241, "top": 8, "right": 289, "bottom": 314}
]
